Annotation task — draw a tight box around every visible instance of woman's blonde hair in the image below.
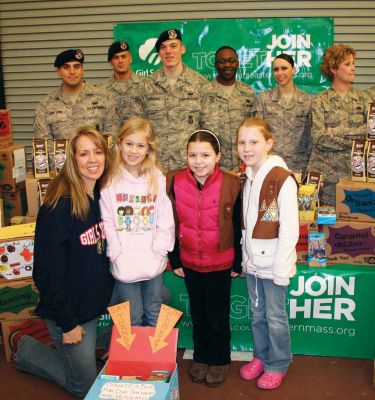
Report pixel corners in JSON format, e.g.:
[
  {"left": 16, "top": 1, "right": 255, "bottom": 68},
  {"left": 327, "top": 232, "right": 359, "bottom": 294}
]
[
  {"left": 237, "top": 117, "right": 274, "bottom": 142},
  {"left": 115, "top": 116, "right": 161, "bottom": 196},
  {"left": 44, "top": 126, "right": 115, "bottom": 220},
  {"left": 320, "top": 44, "right": 356, "bottom": 81}
]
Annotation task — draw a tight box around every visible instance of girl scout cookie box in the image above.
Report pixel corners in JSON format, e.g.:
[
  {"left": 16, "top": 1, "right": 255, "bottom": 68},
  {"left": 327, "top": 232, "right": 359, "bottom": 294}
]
[
  {"left": 322, "top": 221, "right": 375, "bottom": 266},
  {"left": 0, "top": 223, "right": 35, "bottom": 279},
  {"left": 336, "top": 179, "right": 375, "bottom": 224}
]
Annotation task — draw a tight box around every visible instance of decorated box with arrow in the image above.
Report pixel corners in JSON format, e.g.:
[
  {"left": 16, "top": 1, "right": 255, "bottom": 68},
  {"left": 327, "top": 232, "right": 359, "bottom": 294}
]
[{"left": 85, "top": 302, "right": 182, "bottom": 400}]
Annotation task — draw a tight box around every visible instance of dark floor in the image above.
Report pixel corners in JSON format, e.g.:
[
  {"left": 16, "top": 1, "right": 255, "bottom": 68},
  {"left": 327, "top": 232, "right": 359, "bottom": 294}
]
[{"left": 0, "top": 348, "right": 373, "bottom": 400}]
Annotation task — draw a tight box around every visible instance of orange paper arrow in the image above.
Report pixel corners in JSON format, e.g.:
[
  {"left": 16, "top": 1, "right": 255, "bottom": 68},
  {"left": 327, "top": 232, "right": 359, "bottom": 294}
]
[
  {"left": 149, "top": 304, "right": 182, "bottom": 353},
  {"left": 108, "top": 301, "right": 136, "bottom": 350}
]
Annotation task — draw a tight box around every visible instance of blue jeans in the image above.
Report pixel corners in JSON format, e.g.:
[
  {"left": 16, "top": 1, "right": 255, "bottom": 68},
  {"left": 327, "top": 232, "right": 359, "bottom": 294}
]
[
  {"left": 246, "top": 274, "right": 292, "bottom": 373},
  {"left": 114, "top": 273, "right": 163, "bottom": 326},
  {"left": 15, "top": 318, "right": 98, "bottom": 397}
]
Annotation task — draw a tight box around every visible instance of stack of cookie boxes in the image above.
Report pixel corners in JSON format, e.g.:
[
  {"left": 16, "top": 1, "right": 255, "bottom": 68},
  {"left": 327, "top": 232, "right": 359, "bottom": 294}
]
[
  {"left": 0, "top": 110, "right": 27, "bottom": 225},
  {"left": 323, "top": 180, "right": 375, "bottom": 266},
  {"left": 323, "top": 106, "right": 375, "bottom": 267}
]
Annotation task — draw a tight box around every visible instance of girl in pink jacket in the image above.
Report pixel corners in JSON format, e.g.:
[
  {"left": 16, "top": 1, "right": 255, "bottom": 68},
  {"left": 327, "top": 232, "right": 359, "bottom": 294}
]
[
  {"left": 167, "top": 130, "right": 241, "bottom": 388},
  {"left": 100, "top": 116, "right": 175, "bottom": 326}
]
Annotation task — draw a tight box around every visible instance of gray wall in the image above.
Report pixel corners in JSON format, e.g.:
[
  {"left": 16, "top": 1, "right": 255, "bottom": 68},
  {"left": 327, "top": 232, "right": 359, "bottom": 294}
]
[{"left": 1, "top": 0, "right": 375, "bottom": 155}]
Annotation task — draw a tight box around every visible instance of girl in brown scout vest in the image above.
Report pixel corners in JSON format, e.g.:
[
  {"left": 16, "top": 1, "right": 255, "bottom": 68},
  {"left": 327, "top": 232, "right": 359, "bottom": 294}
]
[{"left": 238, "top": 117, "right": 299, "bottom": 390}]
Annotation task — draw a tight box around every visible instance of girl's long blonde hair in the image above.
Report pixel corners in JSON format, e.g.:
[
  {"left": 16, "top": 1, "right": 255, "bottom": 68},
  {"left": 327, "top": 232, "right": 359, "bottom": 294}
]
[
  {"left": 114, "top": 116, "right": 161, "bottom": 196},
  {"left": 44, "top": 126, "right": 115, "bottom": 220}
]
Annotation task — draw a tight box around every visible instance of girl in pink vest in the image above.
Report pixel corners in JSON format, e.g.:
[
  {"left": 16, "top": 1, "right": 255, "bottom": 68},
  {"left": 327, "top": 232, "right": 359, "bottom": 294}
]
[
  {"left": 100, "top": 116, "right": 175, "bottom": 327},
  {"left": 167, "top": 130, "right": 241, "bottom": 387},
  {"left": 238, "top": 117, "right": 299, "bottom": 390}
]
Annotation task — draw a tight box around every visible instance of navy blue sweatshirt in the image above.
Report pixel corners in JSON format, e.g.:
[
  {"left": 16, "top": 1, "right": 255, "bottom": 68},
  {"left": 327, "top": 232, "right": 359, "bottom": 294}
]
[{"left": 33, "top": 192, "right": 114, "bottom": 333}]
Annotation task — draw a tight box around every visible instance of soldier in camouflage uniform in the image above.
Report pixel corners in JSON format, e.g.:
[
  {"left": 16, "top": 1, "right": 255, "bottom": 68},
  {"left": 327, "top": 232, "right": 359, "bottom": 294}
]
[
  {"left": 200, "top": 46, "right": 256, "bottom": 171},
  {"left": 34, "top": 49, "right": 119, "bottom": 146},
  {"left": 138, "top": 29, "right": 207, "bottom": 170},
  {"left": 253, "top": 54, "right": 312, "bottom": 173},
  {"left": 99, "top": 41, "right": 143, "bottom": 125},
  {"left": 308, "top": 44, "right": 368, "bottom": 205}
]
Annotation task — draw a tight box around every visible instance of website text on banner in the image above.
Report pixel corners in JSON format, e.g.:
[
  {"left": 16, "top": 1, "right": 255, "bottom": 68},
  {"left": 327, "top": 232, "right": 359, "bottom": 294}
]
[
  {"left": 114, "top": 17, "right": 333, "bottom": 94},
  {"left": 164, "top": 264, "right": 375, "bottom": 360}
]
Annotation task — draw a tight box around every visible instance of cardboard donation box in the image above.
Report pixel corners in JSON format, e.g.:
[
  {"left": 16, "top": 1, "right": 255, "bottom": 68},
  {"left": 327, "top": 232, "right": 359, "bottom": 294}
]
[
  {"left": 323, "top": 221, "right": 375, "bottom": 266},
  {"left": 1, "top": 317, "right": 52, "bottom": 361},
  {"left": 336, "top": 179, "right": 375, "bottom": 223},
  {"left": 1, "top": 190, "right": 28, "bottom": 226},
  {"left": 0, "top": 223, "right": 35, "bottom": 279},
  {"left": 0, "top": 278, "right": 39, "bottom": 322},
  {"left": 0, "top": 144, "right": 26, "bottom": 192},
  {"left": 0, "top": 110, "right": 13, "bottom": 148},
  {"left": 85, "top": 302, "right": 182, "bottom": 400}
]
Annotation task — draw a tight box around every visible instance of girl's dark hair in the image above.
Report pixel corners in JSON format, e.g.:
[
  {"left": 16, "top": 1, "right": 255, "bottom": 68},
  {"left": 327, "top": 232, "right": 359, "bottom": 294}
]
[
  {"left": 274, "top": 53, "right": 295, "bottom": 67},
  {"left": 187, "top": 130, "right": 221, "bottom": 155}
]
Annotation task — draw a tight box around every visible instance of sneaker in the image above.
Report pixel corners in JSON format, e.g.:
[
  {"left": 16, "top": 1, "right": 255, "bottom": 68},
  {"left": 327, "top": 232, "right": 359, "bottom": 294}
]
[
  {"left": 240, "top": 358, "right": 264, "bottom": 380},
  {"left": 257, "top": 371, "right": 286, "bottom": 390},
  {"left": 205, "top": 364, "right": 229, "bottom": 387},
  {"left": 8, "top": 330, "right": 26, "bottom": 360},
  {"left": 190, "top": 362, "right": 208, "bottom": 383}
]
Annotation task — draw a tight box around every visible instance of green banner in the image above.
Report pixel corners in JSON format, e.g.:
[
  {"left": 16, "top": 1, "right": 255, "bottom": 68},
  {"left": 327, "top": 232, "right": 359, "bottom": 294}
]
[
  {"left": 114, "top": 18, "right": 333, "bottom": 94},
  {"left": 164, "top": 265, "right": 375, "bottom": 360}
]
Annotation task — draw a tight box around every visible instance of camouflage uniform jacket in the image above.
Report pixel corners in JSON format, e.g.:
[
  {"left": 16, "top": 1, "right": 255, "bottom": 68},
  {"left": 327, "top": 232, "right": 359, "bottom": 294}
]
[
  {"left": 99, "top": 72, "right": 143, "bottom": 125},
  {"left": 138, "top": 65, "right": 208, "bottom": 170},
  {"left": 200, "top": 80, "right": 256, "bottom": 171},
  {"left": 34, "top": 82, "right": 120, "bottom": 141},
  {"left": 253, "top": 87, "right": 312, "bottom": 172},
  {"left": 307, "top": 86, "right": 368, "bottom": 205},
  {"left": 367, "top": 86, "right": 375, "bottom": 101}
]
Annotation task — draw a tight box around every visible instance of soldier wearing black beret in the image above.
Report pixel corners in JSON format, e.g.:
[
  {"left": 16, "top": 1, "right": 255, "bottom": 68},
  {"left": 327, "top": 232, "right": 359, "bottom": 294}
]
[
  {"left": 98, "top": 40, "right": 143, "bottom": 125},
  {"left": 34, "top": 47, "right": 120, "bottom": 162},
  {"left": 137, "top": 27, "right": 208, "bottom": 170}
]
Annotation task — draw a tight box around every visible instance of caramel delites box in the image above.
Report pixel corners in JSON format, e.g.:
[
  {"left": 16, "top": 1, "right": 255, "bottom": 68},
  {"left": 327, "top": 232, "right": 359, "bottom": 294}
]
[
  {"left": 336, "top": 179, "right": 375, "bottom": 223},
  {"left": 323, "top": 221, "right": 375, "bottom": 266}
]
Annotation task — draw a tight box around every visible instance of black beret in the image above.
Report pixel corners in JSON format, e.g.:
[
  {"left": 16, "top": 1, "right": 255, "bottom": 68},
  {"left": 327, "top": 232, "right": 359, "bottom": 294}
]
[
  {"left": 107, "top": 41, "right": 130, "bottom": 61},
  {"left": 54, "top": 49, "right": 84, "bottom": 68},
  {"left": 155, "top": 29, "right": 182, "bottom": 52}
]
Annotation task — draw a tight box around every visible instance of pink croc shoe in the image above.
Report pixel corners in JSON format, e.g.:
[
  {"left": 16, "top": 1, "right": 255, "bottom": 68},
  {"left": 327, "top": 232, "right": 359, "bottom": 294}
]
[
  {"left": 240, "top": 358, "right": 264, "bottom": 380},
  {"left": 257, "top": 371, "right": 286, "bottom": 390}
]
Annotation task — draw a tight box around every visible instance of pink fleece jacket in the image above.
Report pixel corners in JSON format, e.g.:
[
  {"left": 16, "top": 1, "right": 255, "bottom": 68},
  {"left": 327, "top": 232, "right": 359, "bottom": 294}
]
[{"left": 100, "top": 167, "right": 175, "bottom": 283}]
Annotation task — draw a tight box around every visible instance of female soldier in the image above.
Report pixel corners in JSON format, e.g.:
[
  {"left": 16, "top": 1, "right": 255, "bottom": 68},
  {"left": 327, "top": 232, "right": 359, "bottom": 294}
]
[
  {"left": 253, "top": 53, "right": 312, "bottom": 173},
  {"left": 308, "top": 44, "right": 368, "bottom": 205}
]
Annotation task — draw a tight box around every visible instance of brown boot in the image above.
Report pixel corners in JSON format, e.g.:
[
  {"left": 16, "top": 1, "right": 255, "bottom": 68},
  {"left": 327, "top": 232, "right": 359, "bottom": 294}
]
[
  {"left": 190, "top": 362, "right": 208, "bottom": 383},
  {"left": 205, "top": 364, "right": 229, "bottom": 387}
]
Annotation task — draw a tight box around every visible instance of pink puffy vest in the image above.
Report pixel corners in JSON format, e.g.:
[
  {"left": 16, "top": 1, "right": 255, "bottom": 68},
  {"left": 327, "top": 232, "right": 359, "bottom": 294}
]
[{"left": 174, "top": 166, "right": 234, "bottom": 272}]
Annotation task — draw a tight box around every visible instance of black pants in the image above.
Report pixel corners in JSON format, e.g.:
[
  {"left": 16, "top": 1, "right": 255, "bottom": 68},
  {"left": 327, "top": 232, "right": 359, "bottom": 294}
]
[{"left": 184, "top": 267, "right": 232, "bottom": 366}]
